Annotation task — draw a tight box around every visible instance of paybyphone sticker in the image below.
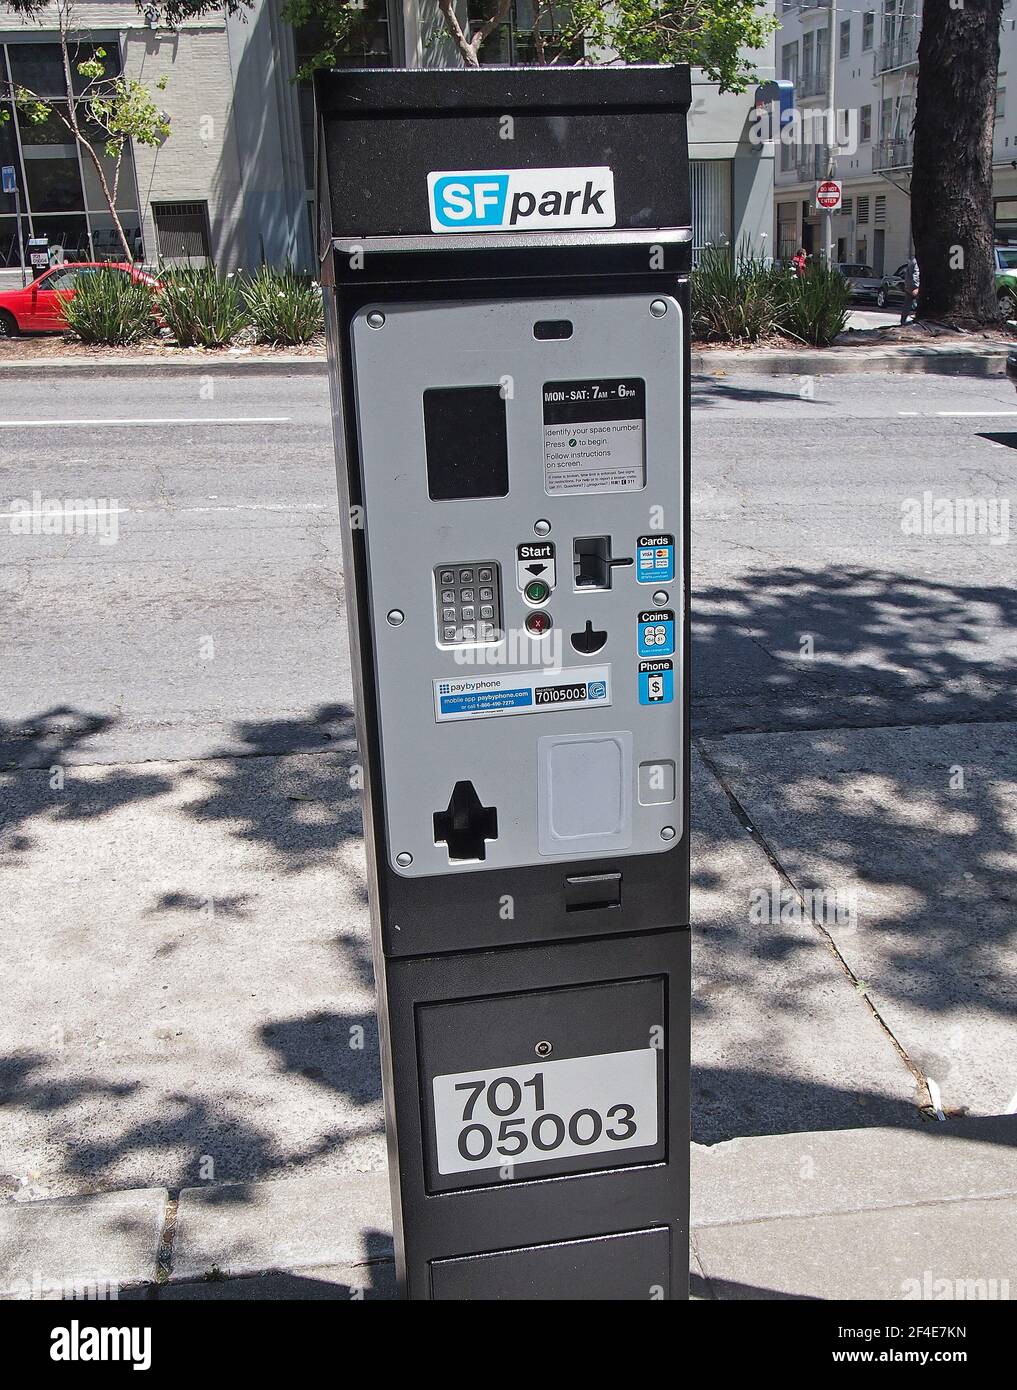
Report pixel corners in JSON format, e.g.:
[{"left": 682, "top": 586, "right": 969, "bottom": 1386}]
[
  {"left": 428, "top": 167, "right": 616, "bottom": 233},
  {"left": 434, "top": 666, "right": 610, "bottom": 722},
  {"left": 543, "top": 379, "right": 646, "bottom": 495}
]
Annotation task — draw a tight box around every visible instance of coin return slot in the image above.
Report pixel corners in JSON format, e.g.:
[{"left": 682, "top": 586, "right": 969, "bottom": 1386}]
[
  {"left": 571, "top": 620, "right": 607, "bottom": 655},
  {"left": 433, "top": 780, "right": 499, "bottom": 862},
  {"left": 564, "top": 872, "right": 622, "bottom": 912}
]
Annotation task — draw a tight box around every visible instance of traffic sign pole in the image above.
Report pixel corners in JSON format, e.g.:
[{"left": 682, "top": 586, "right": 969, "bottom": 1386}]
[
  {"left": 3, "top": 166, "right": 27, "bottom": 288},
  {"left": 15, "top": 187, "right": 26, "bottom": 288},
  {"left": 824, "top": 0, "right": 838, "bottom": 268}
]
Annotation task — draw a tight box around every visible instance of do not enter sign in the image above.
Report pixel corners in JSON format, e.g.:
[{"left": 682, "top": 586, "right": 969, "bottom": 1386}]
[{"left": 816, "top": 179, "right": 842, "bottom": 211}]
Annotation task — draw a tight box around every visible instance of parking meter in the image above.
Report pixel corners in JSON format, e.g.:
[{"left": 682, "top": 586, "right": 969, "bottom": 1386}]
[
  {"left": 27, "top": 235, "right": 50, "bottom": 278},
  {"left": 317, "top": 65, "right": 692, "bottom": 1300}
]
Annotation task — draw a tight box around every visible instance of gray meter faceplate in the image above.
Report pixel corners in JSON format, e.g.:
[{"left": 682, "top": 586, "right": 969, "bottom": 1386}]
[{"left": 350, "top": 293, "right": 684, "bottom": 877}]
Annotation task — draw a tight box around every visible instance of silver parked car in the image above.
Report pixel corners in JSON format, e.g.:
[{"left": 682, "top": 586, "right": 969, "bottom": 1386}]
[
  {"left": 836, "top": 262, "right": 884, "bottom": 303},
  {"left": 877, "top": 263, "right": 909, "bottom": 308}
]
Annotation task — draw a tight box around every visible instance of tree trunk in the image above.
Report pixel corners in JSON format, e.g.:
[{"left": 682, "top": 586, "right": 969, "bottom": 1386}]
[
  {"left": 56, "top": 0, "right": 134, "bottom": 263},
  {"left": 911, "top": 0, "right": 1002, "bottom": 327}
]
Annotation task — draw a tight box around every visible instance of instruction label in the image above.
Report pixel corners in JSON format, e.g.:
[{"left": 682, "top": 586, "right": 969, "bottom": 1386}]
[
  {"left": 542, "top": 379, "right": 646, "bottom": 495},
  {"left": 434, "top": 665, "right": 610, "bottom": 722},
  {"left": 636, "top": 534, "right": 675, "bottom": 583},
  {"left": 638, "top": 659, "right": 674, "bottom": 706}
]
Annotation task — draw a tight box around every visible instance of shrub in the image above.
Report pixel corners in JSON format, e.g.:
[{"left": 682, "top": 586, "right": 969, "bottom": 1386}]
[
  {"left": 691, "top": 242, "right": 782, "bottom": 343},
  {"left": 776, "top": 264, "right": 852, "bottom": 347},
  {"left": 157, "top": 267, "right": 248, "bottom": 348},
  {"left": 242, "top": 266, "right": 323, "bottom": 345},
  {"left": 59, "top": 267, "right": 155, "bottom": 346}
]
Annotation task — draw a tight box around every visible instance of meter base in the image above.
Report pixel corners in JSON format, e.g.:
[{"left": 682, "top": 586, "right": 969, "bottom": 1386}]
[{"left": 378, "top": 928, "right": 690, "bottom": 1301}]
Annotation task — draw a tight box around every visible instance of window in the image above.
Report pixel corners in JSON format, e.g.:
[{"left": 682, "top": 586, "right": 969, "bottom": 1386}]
[
  {"left": 882, "top": 97, "right": 894, "bottom": 136},
  {"left": 802, "top": 32, "right": 815, "bottom": 86},
  {"left": 152, "top": 201, "right": 211, "bottom": 263},
  {"left": 781, "top": 139, "right": 795, "bottom": 173},
  {"left": 857, "top": 195, "right": 870, "bottom": 225},
  {"left": 781, "top": 41, "right": 799, "bottom": 84},
  {"left": 863, "top": 11, "right": 875, "bottom": 50},
  {"left": 8, "top": 41, "right": 120, "bottom": 98},
  {"left": 840, "top": 18, "right": 851, "bottom": 59},
  {"left": 998, "top": 78, "right": 1007, "bottom": 120},
  {"left": 468, "top": 0, "right": 582, "bottom": 64},
  {"left": 842, "top": 196, "right": 854, "bottom": 217},
  {"left": 875, "top": 194, "right": 887, "bottom": 224},
  {"left": 690, "top": 159, "right": 732, "bottom": 264},
  {"left": 860, "top": 105, "right": 872, "bottom": 142},
  {"left": 778, "top": 202, "right": 797, "bottom": 249}
]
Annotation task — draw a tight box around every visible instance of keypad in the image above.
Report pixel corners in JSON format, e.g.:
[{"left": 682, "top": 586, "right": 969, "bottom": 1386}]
[{"left": 433, "top": 561, "right": 502, "bottom": 645}]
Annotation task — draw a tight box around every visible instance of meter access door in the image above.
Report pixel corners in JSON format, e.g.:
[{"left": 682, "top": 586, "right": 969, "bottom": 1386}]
[{"left": 317, "top": 65, "right": 692, "bottom": 1301}]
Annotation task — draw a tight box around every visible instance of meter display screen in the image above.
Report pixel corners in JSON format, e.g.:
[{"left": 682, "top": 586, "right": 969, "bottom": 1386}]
[{"left": 424, "top": 385, "right": 509, "bottom": 501}]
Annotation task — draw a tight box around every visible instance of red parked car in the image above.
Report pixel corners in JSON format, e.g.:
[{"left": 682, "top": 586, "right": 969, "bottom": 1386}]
[{"left": 0, "top": 262, "right": 161, "bottom": 336}]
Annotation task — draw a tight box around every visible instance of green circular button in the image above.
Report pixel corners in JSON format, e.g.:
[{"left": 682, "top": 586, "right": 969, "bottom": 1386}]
[{"left": 525, "top": 579, "right": 550, "bottom": 604}]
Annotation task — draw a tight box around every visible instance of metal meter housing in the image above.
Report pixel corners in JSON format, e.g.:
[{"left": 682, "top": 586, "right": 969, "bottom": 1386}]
[{"left": 318, "top": 65, "right": 692, "bottom": 1300}]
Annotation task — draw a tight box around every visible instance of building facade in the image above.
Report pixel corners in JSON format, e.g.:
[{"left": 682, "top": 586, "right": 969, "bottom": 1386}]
[
  {"left": 773, "top": 0, "right": 1017, "bottom": 276},
  {"left": 0, "top": 0, "right": 772, "bottom": 276}
]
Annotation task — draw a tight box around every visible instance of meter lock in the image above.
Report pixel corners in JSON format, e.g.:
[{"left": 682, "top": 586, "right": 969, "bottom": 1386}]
[{"left": 434, "top": 562, "right": 502, "bottom": 646}]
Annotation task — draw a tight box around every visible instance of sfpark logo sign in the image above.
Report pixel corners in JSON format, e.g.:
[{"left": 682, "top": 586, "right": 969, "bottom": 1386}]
[{"left": 428, "top": 167, "right": 617, "bottom": 233}]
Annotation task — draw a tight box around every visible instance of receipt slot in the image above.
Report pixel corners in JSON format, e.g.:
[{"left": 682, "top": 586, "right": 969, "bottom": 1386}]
[{"left": 317, "top": 65, "right": 692, "bottom": 1300}]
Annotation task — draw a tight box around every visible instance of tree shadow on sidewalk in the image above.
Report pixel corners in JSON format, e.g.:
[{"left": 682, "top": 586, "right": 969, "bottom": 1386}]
[{"left": 692, "top": 562, "right": 1017, "bottom": 1136}]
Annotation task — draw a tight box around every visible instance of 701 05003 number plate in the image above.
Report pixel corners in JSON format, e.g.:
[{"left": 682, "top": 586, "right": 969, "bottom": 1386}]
[{"left": 431, "top": 1048, "right": 659, "bottom": 1176}]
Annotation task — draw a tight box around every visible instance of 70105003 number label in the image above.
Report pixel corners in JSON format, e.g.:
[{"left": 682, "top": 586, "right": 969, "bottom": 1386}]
[{"left": 431, "top": 1048, "right": 659, "bottom": 1176}]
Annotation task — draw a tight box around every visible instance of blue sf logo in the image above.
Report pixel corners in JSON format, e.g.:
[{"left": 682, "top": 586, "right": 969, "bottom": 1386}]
[{"left": 428, "top": 167, "right": 616, "bottom": 233}]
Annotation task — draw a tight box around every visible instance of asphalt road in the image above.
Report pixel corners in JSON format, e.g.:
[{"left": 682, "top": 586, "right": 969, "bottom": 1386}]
[
  {"left": 4, "top": 368, "right": 1017, "bottom": 762},
  {"left": 3, "top": 367, "right": 1017, "bottom": 1198}
]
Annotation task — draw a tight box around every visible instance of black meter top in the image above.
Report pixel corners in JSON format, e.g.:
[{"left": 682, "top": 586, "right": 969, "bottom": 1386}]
[{"left": 315, "top": 65, "right": 692, "bottom": 284}]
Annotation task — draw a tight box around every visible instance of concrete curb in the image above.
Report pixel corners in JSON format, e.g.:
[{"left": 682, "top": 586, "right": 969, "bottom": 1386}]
[
  {"left": 3, "top": 1119, "right": 1016, "bottom": 1299},
  {"left": 691, "top": 1114, "right": 1017, "bottom": 1229},
  {"left": 171, "top": 1171, "right": 392, "bottom": 1282},
  {"left": 0, "top": 354, "right": 327, "bottom": 380},
  {"left": 693, "top": 344, "right": 1009, "bottom": 377},
  {"left": 0, "top": 1188, "right": 168, "bottom": 1299},
  {"left": 0, "top": 344, "right": 1007, "bottom": 380}
]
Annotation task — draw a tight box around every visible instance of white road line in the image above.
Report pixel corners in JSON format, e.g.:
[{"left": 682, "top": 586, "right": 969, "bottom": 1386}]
[
  {"left": 897, "top": 410, "right": 1017, "bottom": 418},
  {"left": 0, "top": 507, "right": 130, "bottom": 519},
  {"left": 0, "top": 503, "right": 328, "bottom": 519},
  {"left": 0, "top": 416, "right": 291, "bottom": 428}
]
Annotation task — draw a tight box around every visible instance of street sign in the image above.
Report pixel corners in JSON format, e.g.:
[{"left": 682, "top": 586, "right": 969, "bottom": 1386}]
[
  {"left": 816, "top": 179, "right": 842, "bottom": 212},
  {"left": 1, "top": 165, "right": 16, "bottom": 194}
]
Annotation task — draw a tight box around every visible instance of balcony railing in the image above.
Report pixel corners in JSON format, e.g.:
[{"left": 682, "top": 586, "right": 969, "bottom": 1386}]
[
  {"left": 799, "top": 0, "right": 831, "bottom": 11},
  {"left": 877, "top": 29, "right": 919, "bottom": 72},
  {"left": 796, "top": 151, "right": 829, "bottom": 183},
  {"left": 798, "top": 69, "right": 828, "bottom": 98},
  {"left": 873, "top": 135, "right": 914, "bottom": 170}
]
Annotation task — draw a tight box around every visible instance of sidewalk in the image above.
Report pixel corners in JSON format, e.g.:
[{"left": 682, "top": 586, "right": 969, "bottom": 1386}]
[
  {"left": 0, "top": 339, "right": 1008, "bottom": 379},
  {"left": 3, "top": 1119, "right": 1014, "bottom": 1300}
]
